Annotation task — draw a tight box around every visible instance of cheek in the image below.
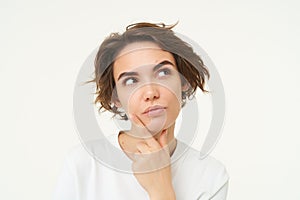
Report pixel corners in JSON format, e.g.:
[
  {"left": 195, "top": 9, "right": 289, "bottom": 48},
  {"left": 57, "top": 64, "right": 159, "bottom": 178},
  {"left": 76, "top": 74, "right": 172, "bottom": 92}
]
[
  {"left": 127, "top": 94, "right": 140, "bottom": 115},
  {"left": 116, "top": 87, "right": 139, "bottom": 114},
  {"left": 160, "top": 75, "right": 183, "bottom": 99},
  {"left": 162, "top": 81, "right": 182, "bottom": 103},
  {"left": 169, "top": 96, "right": 181, "bottom": 117},
  {"left": 161, "top": 88, "right": 181, "bottom": 115}
]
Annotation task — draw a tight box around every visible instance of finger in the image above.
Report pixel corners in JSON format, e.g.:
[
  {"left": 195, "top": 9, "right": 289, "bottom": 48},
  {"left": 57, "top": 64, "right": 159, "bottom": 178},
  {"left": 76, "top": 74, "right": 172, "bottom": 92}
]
[
  {"left": 144, "top": 132, "right": 165, "bottom": 150},
  {"left": 132, "top": 152, "right": 141, "bottom": 162},
  {"left": 130, "top": 114, "right": 157, "bottom": 139},
  {"left": 131, "top": 114, "right": 164, "bottom": 136},
  {"left": 158, "top": 130, "right": 170, "bottom": 155},
  {"left": 136, "top": 142, "right": 151, "bottom": 154},
  {"left": 158, "top": 129, "right": 168, "bottom": 148},
  {"left": 129, "top": 114, "right": 145, "bottom": 127}
]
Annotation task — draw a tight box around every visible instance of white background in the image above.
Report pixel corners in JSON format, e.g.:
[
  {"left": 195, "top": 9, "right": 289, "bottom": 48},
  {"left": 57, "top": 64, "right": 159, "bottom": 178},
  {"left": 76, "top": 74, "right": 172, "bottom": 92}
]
[{"left": 1, "top": 0, "right": 300, "bottom": 199}]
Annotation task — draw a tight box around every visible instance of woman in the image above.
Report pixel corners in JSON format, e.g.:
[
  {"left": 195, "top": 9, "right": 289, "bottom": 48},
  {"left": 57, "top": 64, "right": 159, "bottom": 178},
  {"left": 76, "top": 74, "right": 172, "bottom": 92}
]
[{"left": 54, "top": 22, "right": 229, "bottom": 200}]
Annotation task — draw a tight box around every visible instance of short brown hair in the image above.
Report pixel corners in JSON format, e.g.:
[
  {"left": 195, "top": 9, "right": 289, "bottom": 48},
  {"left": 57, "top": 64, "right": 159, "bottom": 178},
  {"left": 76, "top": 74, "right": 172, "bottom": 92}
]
[{"left": 91, "top": 22, "right": 210, "bottom": 120}]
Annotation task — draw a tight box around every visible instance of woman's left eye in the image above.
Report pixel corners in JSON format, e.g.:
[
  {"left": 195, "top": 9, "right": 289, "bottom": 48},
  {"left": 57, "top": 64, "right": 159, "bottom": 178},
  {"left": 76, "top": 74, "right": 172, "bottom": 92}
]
[{"left": 157, "top": 68, "right": 171, "bottom": 77}]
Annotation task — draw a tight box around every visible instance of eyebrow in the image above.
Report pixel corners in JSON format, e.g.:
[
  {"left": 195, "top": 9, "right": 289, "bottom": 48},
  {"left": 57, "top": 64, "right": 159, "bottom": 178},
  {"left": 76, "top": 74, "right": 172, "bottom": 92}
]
[{"left": 117, "top": 60, "right": 175, "bottom": 81}]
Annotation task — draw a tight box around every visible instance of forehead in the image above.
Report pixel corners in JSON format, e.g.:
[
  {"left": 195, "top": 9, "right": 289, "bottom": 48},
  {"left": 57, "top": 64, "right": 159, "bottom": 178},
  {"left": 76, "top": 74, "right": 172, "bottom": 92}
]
[{"left": 113, "top": 42, "right": 175, "bottom": 79}]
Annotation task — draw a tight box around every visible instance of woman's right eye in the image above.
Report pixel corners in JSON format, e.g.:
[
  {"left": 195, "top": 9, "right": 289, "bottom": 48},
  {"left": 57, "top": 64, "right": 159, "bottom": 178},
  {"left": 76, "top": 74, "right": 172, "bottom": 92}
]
[{"left": 123, "top": 77, "right": 137, "bottom": 86}]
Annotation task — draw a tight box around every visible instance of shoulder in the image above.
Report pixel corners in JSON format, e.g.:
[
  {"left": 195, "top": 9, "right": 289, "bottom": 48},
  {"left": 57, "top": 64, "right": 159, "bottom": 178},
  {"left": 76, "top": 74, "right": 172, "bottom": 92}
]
[
  {"left": 63, "top": 143, "right": 93, "bottom": 170},
  {"left": 189, "top": 147, "right": 228, "bottom": 176},
  {"left": 63, "top": 139, "right": 109, "bottom": 170},
  {"left": 177, "top": 145, "right": 229, "bottom": 195},
  {"left": 64, "top": 135, "right": 123, "bottom": 170}
]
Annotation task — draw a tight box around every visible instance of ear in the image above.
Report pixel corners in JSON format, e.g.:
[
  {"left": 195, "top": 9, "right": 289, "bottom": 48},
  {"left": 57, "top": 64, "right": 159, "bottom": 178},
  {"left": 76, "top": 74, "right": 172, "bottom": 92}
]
[
  {"left": 111, "top": 91, "right": 122, "bottom": 108},
  {"left": 113, "top": 99, "right": 122, "bottom": 108},
  {"left": 181, "top": 81, "right": 189, "bottom": 92}
]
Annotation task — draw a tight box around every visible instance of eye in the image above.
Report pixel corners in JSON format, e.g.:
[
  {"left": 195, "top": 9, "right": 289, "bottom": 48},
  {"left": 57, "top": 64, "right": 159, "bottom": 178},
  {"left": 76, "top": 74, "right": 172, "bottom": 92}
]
[
  {"left": 122, "top": 77, "right": 138, "bottom": 86},
  {"left": 157, "top": 68, "right": 171, "bottom": 77}
]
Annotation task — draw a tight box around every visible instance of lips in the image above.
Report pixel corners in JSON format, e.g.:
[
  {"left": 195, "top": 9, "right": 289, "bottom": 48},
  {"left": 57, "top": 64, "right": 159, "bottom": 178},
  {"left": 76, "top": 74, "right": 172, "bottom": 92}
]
[{"left": 142, "top": 105, "right": 166, "bottom": 116}]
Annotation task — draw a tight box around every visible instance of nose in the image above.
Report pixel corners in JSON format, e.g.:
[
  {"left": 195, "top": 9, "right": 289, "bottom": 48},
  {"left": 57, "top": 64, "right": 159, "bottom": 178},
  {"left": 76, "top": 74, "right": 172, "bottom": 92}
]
[{"left": 142, "top": 84, "right": 160, "bottom": 101}]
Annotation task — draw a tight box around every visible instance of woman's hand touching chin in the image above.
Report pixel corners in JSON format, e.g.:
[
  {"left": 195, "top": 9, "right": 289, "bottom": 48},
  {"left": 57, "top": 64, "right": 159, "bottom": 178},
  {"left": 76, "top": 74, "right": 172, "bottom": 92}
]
[{"left": 132, "top": 129, "right": 176, "bottom": 200}]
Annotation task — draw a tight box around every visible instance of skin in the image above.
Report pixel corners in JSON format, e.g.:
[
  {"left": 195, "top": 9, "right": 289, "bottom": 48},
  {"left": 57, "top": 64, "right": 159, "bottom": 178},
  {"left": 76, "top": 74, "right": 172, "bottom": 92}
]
[{"left": 113, "top": 41, "right": 185, "bottom": 200}]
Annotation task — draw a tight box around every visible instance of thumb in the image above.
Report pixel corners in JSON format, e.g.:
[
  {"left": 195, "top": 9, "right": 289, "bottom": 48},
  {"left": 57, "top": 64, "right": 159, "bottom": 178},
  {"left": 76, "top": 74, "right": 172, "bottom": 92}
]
[{"left": 158, "top": 129, "right": 168, "bottom": 148}]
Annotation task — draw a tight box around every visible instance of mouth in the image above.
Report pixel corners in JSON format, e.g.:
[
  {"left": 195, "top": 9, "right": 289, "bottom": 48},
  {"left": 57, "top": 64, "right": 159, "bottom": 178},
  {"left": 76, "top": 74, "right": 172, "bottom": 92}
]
[{"left": 142, "top": 105, "right": 167, "bottom": 117}]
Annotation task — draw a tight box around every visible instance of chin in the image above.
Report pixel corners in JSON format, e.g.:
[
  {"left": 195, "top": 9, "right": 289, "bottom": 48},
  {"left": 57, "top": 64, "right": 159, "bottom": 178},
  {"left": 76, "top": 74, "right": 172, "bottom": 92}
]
[{"left": 146, "top": 116, "right": 177, "bottom": 135}]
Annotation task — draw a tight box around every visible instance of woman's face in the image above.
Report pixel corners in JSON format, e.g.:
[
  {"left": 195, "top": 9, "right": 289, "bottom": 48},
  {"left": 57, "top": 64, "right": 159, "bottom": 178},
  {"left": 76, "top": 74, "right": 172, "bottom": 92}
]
[{"left": 113, "top": 41, "right": 184, "bottom": 134}]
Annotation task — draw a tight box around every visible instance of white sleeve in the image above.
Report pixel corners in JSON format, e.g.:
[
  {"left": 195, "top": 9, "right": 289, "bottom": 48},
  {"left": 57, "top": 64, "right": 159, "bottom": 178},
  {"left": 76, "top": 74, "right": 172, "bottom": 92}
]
[
  {"left": 53, "top": 156, "right": 78, "bottom": 200},
  {"left": 209, "top": 181, "right": 229, "bottom": 200},
  {"left": 207, "top": 160, "right": 229, "bottom": 200}
]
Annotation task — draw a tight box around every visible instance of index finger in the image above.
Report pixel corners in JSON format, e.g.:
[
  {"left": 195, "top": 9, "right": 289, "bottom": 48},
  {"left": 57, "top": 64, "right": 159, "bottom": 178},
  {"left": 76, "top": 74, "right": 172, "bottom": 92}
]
[
  {"left": 143, "top": 131, "right": 166, "bottom": 150},
  {"left": 130, "top": 114, "right": 162, "bottom": 148},
  {"left": 129, "top": 114, "right": 153, "bottom": 138}
]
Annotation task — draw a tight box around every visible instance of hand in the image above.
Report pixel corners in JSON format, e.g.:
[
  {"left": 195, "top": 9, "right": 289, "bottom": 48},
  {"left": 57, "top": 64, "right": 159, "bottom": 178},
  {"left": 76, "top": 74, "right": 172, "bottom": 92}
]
[{"left": 130, "top": 115, "right": 176, "bottom": 200}]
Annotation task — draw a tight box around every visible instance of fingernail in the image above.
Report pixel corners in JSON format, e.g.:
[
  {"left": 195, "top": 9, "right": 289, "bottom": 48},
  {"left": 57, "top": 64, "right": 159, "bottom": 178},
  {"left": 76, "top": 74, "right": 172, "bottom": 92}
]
[
  {"left": 163, "top": 130, "right": 168, "bottom": 137},
  {"left": 165, "top": 129, "right": 168, "bottom": 134}
]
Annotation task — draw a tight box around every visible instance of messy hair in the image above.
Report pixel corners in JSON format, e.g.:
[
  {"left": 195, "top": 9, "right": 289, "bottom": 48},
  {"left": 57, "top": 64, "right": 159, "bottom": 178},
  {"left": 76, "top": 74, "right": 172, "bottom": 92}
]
[{"left": 91, "top": 22, "right": 210, "bottom": 120}]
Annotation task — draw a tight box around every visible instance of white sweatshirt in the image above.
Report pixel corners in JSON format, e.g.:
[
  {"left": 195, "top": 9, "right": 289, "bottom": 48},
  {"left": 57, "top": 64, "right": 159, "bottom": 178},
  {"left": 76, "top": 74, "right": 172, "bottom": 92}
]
[{"left": 53, "top": 134, "right": 229, "bottom": 200}]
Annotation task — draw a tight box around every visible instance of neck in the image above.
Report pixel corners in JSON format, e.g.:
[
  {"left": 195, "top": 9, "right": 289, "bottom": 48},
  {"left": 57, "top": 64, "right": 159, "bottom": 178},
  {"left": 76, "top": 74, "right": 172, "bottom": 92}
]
[
  {"left": 129, "top": 123, "right": 175, "bottom": 142},
  {"left": 119, "top": 123, "right": 177, "bottom": 157}
]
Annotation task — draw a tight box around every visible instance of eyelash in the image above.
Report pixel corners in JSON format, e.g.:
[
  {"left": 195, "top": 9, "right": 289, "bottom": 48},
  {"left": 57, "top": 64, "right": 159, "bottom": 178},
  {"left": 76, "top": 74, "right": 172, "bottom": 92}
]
[
  {"left": 121, "top": 68, "right": 172, "bottom": 86},
  {"left": 157, "top": 68, "right": 171, "bottom": 77},
  {"left": 122, "top": 77, "right": 138, "bottom": 86}
]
